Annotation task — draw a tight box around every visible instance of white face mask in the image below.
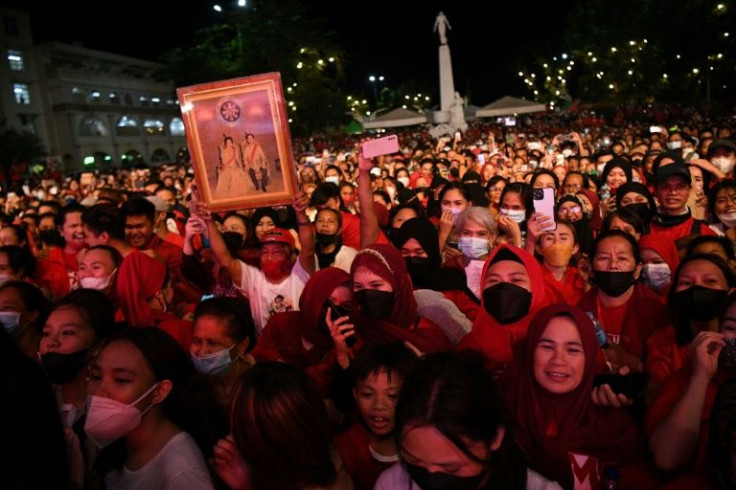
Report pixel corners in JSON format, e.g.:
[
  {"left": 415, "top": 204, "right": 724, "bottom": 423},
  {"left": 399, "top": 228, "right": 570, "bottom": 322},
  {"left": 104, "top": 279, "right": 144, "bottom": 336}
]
[
  {"left": 442, "top": 206, "right": 464, "bottom": 217},
  {"left": 398, "top": 177, "right": 410, "bottom": 187},
  {"left": 325, "top": 176, "right": 340, "bottom": 185},
  {"left": 0, "top": 311, "right": 21, "bottom": 335},
  {"left": 191, "top": 345, "right": 235, "bottom": 375},
  {"left": 642, "top": 263, "right": 671, "bottom": 291},
  {"left": 84, "top": 382, "right": 159, "bottom": 449},
  {"left": 712, "top": 157, "right": 735, "bottom": 175},
  {"left": 717, "top": 211, "right": 736, "bottom": 228},
  {"left": 500, "top": 208, "right": 526, "bottom": 224},
  {"left": 667, "top": 141, "right": 682, "bottom": 150},
  {"left": 79, "top": 269, "right": 117, "bottom": 291},
  {"left": 458, "top": 236, "right": 490, "bottom": 260}
]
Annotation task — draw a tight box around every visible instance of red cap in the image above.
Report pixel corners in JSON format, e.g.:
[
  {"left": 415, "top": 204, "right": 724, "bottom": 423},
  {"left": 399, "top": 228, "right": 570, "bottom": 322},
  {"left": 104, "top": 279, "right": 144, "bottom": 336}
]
[{"left": 260, "top": 227, "right": 296, "bottom": 248}]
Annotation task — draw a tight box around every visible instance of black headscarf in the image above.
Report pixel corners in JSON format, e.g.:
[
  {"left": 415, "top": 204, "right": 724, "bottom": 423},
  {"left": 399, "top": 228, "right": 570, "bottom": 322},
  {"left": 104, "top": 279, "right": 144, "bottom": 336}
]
[{"left": 391, "top": 217, "right": 467, "bottom": 293}]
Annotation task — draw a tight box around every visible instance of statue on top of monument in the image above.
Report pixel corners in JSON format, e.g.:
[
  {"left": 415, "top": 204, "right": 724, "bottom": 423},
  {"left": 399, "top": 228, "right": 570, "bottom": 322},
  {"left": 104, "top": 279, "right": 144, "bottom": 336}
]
[{"left": 434, "top": 11, "right": 451, "bottom": 45}]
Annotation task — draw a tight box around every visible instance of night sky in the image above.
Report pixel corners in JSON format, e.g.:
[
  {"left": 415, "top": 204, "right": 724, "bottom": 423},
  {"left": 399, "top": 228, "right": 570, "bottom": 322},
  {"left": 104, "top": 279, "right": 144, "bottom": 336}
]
[{"left": 2, "top": 0, "right": 570, "bottom": 105}]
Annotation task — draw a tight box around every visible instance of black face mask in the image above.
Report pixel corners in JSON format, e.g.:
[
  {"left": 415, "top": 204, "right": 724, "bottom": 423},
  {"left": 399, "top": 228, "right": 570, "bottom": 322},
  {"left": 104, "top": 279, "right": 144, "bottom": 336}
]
[
  {"left": 354, "top": 289, "right": 394, "bottom": 320},
  {"left": 404, "top": 462, "right": 485, "bottom": 490},
  {"left": 315, "top": 232, "right": 338, "bottom": 246},
  {"left": 222, "top": 232, "right": 245, "bottom": 255},
  {"left": 626, "top": 202, "right": 651, "bottom": 222},
  {"left": 41, "top": 349, "right": 90, "bottom": 384},
  {"left": 482, "top": 282, "right": 532, "bottom": 324},
  {"left": 405, "top": 256, "right": 431, "bottom": 276},
  {"left": 593, "top": 270, "right": 636, "bottom": 297},
  {"left": 672, "top": 285, "right": 728, "bottom": 322}
]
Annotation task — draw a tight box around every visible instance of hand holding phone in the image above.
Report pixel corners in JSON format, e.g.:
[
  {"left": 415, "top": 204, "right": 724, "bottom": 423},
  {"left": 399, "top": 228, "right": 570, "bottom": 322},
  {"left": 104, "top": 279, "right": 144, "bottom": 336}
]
[
  {"left": 362, "top": 135, "right": 400, "bottom": 159},
  {"left": 532, "top": 188, "right": 556, "bottom": 232}
]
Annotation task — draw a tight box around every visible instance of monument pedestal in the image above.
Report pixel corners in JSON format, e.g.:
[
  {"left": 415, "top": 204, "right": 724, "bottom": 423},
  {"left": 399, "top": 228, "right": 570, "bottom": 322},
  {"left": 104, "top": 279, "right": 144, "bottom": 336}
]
[{"left": 438, "top": 44, "right": 455, "bottom": 112}]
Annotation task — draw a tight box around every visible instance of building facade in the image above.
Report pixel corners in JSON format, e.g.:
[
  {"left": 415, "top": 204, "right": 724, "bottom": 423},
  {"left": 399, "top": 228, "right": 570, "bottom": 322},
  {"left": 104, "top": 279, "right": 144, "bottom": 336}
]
[{"left": 0, "top": 7, "right": 187, "bottom": 174}]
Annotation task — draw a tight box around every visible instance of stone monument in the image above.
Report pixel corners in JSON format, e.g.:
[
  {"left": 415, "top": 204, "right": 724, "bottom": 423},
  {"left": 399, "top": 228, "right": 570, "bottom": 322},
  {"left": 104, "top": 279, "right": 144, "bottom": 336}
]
[{"left": 430, "top": 11, "right": 467, "bottom": 139}]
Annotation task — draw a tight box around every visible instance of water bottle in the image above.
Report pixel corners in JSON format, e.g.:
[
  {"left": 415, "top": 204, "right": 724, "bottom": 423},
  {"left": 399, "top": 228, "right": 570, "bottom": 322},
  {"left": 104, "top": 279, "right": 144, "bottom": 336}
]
[{"left": 600, "top": 465, "right": 620, "bottom": 490}]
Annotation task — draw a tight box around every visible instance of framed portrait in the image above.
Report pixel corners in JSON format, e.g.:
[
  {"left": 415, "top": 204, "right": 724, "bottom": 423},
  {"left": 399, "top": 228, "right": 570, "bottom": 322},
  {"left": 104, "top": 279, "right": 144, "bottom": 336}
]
[{"left": 177, "top": 72, "right": 297, "bottom": 212}]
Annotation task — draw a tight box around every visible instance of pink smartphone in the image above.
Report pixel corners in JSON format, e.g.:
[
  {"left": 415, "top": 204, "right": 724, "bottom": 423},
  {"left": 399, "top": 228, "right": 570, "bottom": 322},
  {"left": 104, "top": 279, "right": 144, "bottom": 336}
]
[
  {"left": 532, "top": 187, "right": 557, "bottom": 232},
  {"left": 362, "top": 135, "right": 400, "bottom": 159}
]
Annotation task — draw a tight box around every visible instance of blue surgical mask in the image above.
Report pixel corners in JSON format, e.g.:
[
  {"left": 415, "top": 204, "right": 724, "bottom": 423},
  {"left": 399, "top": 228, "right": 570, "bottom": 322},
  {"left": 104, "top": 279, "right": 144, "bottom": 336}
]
[
  {"left": 458, "top": 236, "right": 490, "bottom": 260},
  {"left": 191, "top": 345, "right": 236, "bottom": 375},
  {"left": 0, "top": 311, "right": 21, "bottom": 335}
]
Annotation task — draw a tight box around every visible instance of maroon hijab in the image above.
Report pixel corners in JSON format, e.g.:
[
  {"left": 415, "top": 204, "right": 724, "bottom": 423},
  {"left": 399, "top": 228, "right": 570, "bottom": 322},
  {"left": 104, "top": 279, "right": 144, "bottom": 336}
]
[
  {"left": 349, "top": 243, "right": 421, "bottom": 345},
  {"left": 498, "top": 303, "right": 645, "bottom": 487},
  {"left": 576, "top": 188, "right": 602, "bottom": 232}
]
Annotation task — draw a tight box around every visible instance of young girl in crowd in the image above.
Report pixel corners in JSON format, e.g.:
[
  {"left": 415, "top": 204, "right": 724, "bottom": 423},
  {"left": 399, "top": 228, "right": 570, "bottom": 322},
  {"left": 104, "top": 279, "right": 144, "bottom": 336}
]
[
  {"left": 534, "top": 221, "right": 588, "bottom": 305},
  {"left": 374, "top": 350, "right": 562, "bottom": 490},
  {"left": 347, "top": 243, "right": 451, "bottom": 354},
  {"left": 334, "top": 342, "right": 418, "bottom": 490},
  {"left": 89, "top": 327, "right": 221, "bottom": 489},
  {"left": 189, "top": 296, "right": 257, "bottom": 413}
]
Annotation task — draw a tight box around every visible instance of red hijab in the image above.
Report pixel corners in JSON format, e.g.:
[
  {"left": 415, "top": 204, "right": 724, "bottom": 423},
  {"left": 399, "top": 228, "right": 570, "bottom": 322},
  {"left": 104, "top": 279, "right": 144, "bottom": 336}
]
[
  {"left": 349, "top": 243, "right": 421, "bottom": 344},
  {"left": 638, "top": 232, "right": 680, "bottom": 297},
  {"left": 116, "top": 252, "right": 167, "bottom": 328},
  {"left": 299, "top": 267, "right": 351, "bottom": 349},
  {"left": 457, "top": 244, "right": 548, "bottom": 366},
  {"left": 498, "top": 303, "right": 645, "bottom": 488},
  {"left": 576, "top": 188, "right": 602, "bottom": 232}
]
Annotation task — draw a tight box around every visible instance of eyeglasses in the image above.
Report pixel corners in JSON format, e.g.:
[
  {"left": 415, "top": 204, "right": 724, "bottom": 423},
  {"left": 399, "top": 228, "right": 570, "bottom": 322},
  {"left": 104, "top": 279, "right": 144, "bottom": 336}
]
[{"left": 558, "top": 206, "right": 582, "bottom": 215}]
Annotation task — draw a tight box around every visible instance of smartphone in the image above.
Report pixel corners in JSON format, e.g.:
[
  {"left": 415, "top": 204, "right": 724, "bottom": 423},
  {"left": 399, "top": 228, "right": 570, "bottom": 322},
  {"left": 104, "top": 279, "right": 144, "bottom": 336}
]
[
  {"left": 504, "top": 117, "right": 517, "bottom": 127},
  {"left": 477, "top": 153, "right": 486, "bottom": 165},
  {"left": 593, "top": 372, "right": 649, "bottom": 399},
  {"left": 650, "top": 126, "right": 662, "bottom": 134},
  {"left": 528, "top": 142, "right": 542, "bottom": 151},
  {"left": 532, "top": 187, "right": 557, "bottom": 231},
  {"left": 555, "top": 154, "right": 565, "bottom": 166},
  {"left": 362, "top": 135, "right": 400, "bottom": 159}
]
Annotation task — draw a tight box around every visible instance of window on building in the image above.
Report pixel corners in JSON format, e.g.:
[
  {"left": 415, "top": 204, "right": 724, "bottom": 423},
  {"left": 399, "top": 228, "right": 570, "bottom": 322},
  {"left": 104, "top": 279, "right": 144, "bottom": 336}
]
[
  {"left": 79, "top": 115, "right": 108, "bottom": 137},
  {"left": 109, "top": 92, "right": 120, "bottom": 105},
  {"left": 139, "top": 95, "right": 149, "bottom": 106},
  {"left": 7, "top": 49, "right": 23, "bottom": 71},
  {"left": 124, "top": 93, "right": 134, "bottom": 106},
  {"left": 169, "top": 118, "right": 186, "bottom": 136},
  {"left": 91, "top": 90, "right": 101, "bottom": 103},
  {"left": 122, "top": 150, "right": 144, "bottom": 167},
  {"left": 151, "top": 96, "right": 161, "bottom": 107},
  {"left": 3, "top": 16, "right": 19, "bottom": 37},
  {"left": 13, "top": 83, "right": 30, "bottom": 105},
  {"left": 71, "top": 87, "right": 85, "bottom": 103},
  {"left": 166, "top": 98, "right": 177, "bottom": 106},
  {"left": 116, "top": 116, "right": 139, "bottom": 136},
  {"left": 143, "top": 118, "right": 165, "bottom": 136}
]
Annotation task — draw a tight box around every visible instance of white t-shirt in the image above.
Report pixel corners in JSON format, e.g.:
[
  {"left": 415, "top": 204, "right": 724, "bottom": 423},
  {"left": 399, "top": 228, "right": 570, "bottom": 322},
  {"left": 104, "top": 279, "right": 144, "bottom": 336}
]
[
  {"left": 105, "top": 432, "right": 213, "bottom": 490},
  {"left": 236, "top": 258, "right": 310, "bottom": 334},
  {"left": 373, "top": 462, "right": 562, "bottom": 490},
  {"left": 316, "top": 245, "right": 358, "bottom": 274}
]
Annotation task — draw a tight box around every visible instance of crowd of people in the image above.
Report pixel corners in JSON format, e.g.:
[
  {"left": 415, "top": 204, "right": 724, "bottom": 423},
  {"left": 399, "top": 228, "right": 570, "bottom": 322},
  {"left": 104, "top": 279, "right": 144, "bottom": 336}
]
[{"left": 2, "top": 107, "right": 736, "bottom": 489}]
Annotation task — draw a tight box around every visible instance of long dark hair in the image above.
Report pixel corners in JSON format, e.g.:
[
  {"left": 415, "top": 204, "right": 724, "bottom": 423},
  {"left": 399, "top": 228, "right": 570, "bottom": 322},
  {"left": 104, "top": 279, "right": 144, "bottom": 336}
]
[
  {"left": 394, "top": 350, "right": 528, "bottom": 489},
  {"left": 230, "top": 362, "right": 337, "bottom": 490}
]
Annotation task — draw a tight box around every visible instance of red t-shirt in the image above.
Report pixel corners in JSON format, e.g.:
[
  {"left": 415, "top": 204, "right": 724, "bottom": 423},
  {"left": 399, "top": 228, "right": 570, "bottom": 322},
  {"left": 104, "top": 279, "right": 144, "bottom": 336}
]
[{"left": 334, "top": 423, "right": 397, "bottom": 490}]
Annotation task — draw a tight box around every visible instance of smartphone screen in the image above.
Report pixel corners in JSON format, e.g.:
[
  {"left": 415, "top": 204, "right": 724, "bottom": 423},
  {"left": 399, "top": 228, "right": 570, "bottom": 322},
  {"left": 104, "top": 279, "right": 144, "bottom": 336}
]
[{"left": 532, "top": 187, "right": 557, "bottom": 231}]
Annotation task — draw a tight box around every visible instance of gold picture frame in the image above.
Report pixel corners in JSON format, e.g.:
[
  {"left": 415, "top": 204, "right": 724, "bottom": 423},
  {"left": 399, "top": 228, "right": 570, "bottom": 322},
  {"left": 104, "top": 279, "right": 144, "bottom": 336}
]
[{"left": 177, "top": 72, "right": 297, "bottom": 212}]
